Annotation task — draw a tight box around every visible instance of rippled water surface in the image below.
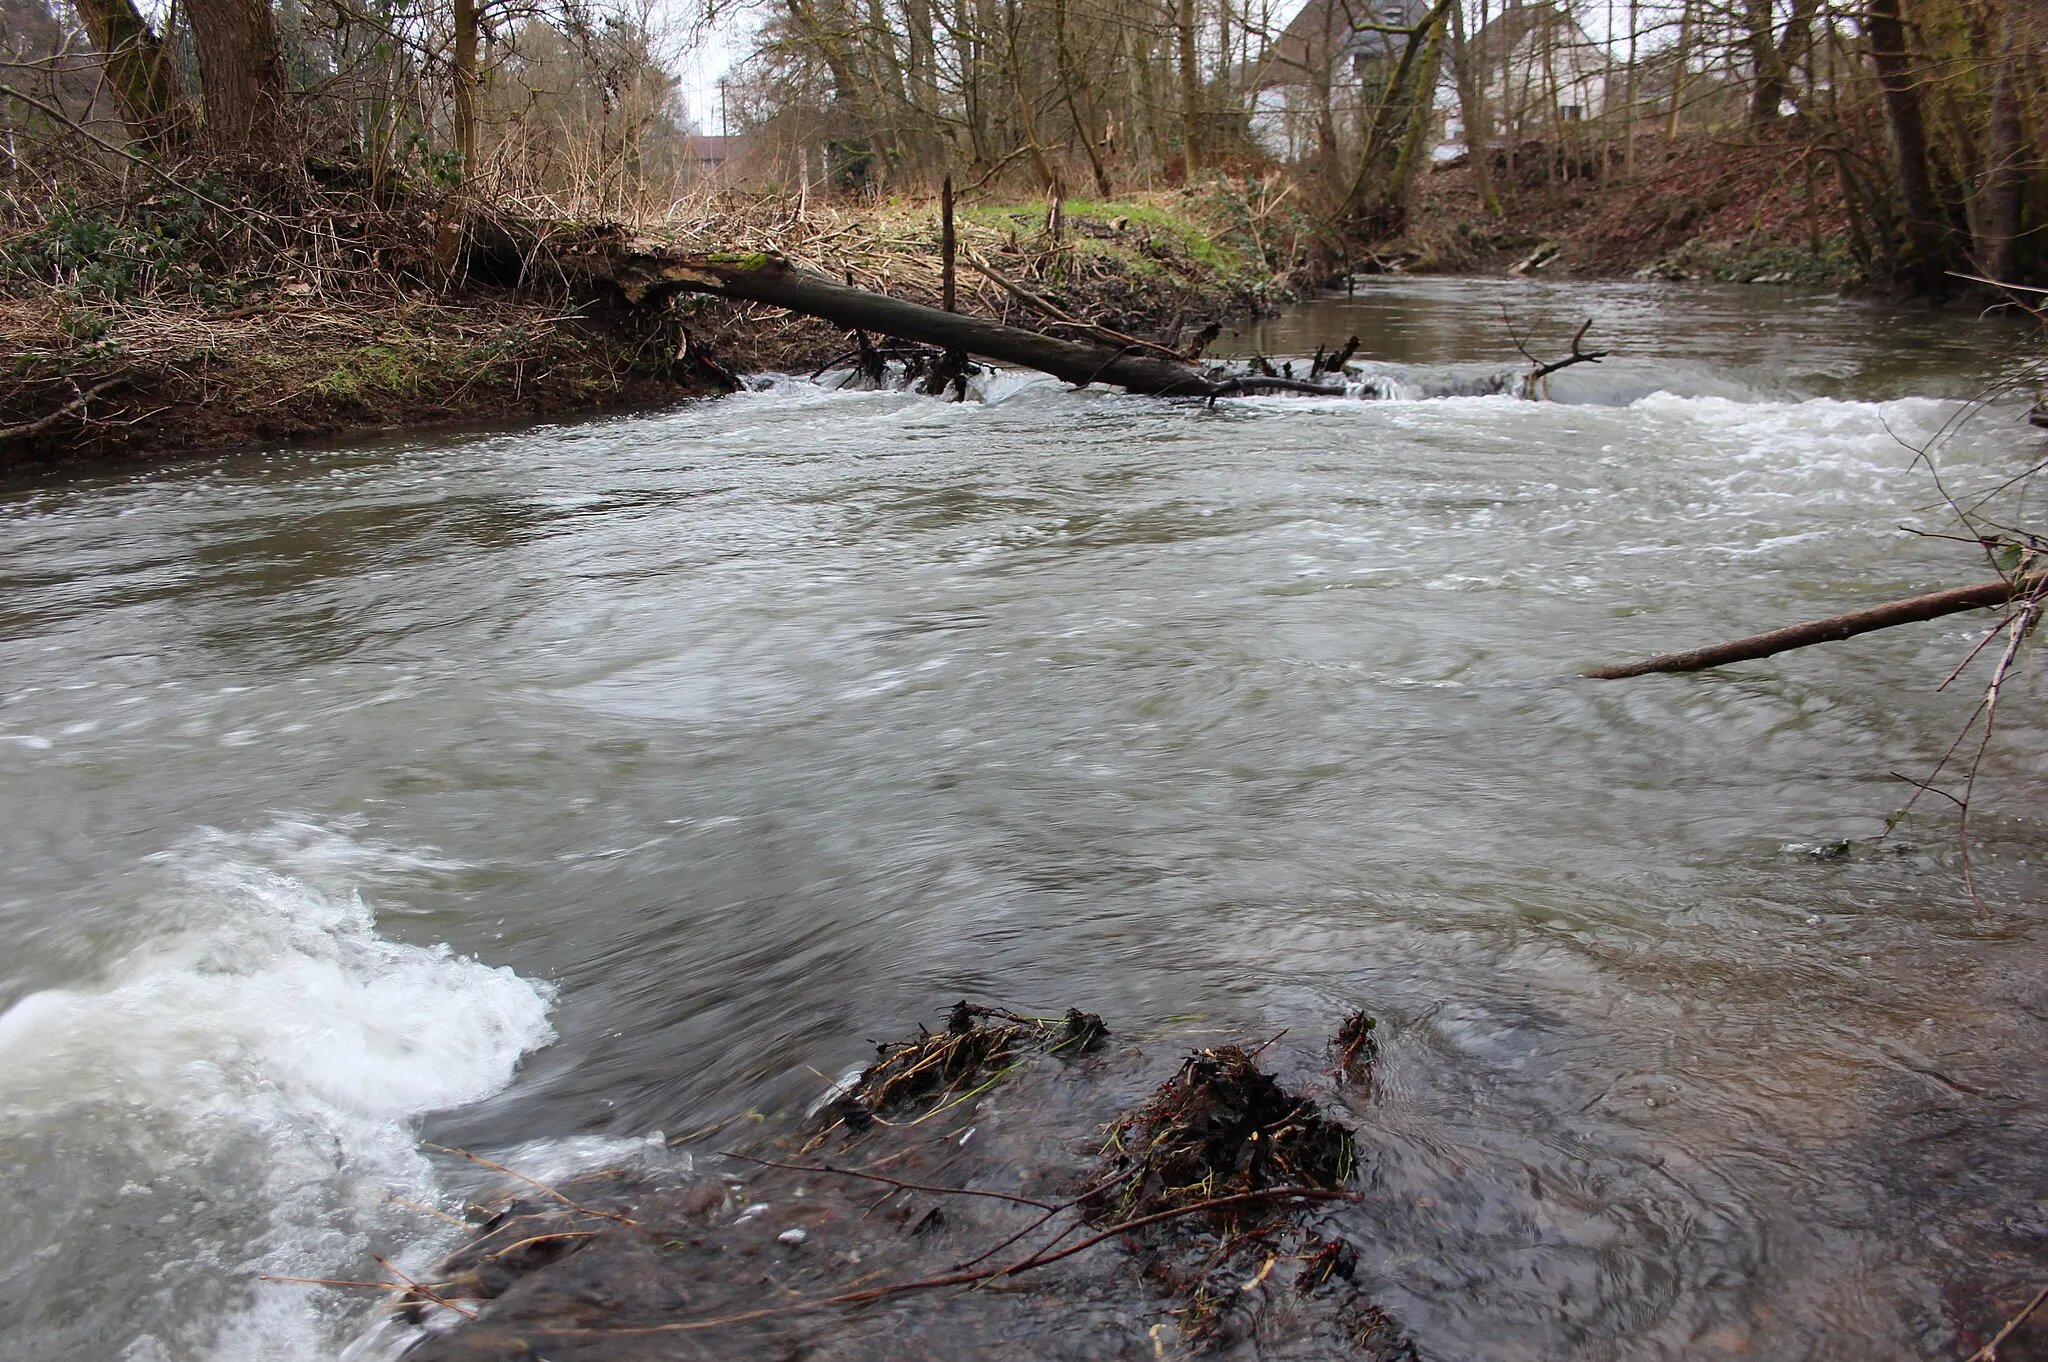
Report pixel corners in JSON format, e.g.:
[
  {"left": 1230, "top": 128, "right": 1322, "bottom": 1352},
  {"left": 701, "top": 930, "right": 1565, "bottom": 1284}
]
[{"left": 3, "top": 278, "right": 2046, "bottom": 1360}]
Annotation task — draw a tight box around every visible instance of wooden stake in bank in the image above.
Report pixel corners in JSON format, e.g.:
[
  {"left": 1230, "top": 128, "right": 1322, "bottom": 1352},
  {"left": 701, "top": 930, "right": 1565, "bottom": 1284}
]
[{"left": 941, "top": 175, "right": 957, "bottom": 314}]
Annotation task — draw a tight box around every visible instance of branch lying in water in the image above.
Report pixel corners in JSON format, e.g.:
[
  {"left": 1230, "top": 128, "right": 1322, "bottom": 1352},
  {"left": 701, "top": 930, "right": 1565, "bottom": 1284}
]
[
  {"left": 528, "top": 1185, "right": 1360, "bottom": 1338},
  {"left": 1967, "top": 1279, "right": 2048, "bottom": 1361},
  {"left": 1583, "top": 573, "right": 2046, "bottom": 679},
  {"left": 1503, "top": 309, "right": 1609, "bottom": 399}
]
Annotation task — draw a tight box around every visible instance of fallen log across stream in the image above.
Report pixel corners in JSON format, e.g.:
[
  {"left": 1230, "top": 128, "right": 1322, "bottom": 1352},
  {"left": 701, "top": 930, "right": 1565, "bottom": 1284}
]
[{"left": 590, "top": 246, "right": 1345, "bottom": 399}]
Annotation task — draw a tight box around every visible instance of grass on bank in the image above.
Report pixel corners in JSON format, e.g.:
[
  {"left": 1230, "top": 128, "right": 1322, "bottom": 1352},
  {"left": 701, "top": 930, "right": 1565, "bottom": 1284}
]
[{"left": 0, "top": 179, "right": 1297, "bottom": 466}]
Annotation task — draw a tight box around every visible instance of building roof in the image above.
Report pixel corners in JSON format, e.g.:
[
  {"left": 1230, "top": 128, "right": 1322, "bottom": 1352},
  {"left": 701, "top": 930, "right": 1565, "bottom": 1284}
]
[
  {"left": 1470, "top": 1, "right": 1598, "bottom": 66},
  {"left": 1260, "top": 0, "right": 1433, "bottom": 85}
]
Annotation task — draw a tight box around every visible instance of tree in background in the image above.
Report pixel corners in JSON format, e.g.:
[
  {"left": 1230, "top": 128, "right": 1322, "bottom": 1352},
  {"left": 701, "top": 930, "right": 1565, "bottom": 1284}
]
[
  {"left": 2, "top": 0, "right": 698, "bottom": 212},
  {"left": 188, "top": 0, "right": 292, "bottom": 154},
  {"left": 69, "top": 0, "right": 191, "bottom": 149},
  {"left": 0, "top": 0, "right": 2041, "bottom": 293}
]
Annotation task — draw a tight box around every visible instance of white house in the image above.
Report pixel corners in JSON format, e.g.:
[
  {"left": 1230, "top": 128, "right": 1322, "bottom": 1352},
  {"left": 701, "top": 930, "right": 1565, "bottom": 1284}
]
[
  {"left": 1468, "top": 2, "right": 1609, "bottom": 140},
  {"left": 1250, "top": 0, "right": 1435, "bottom": 158},
  {"left": 1251, "top": 0, "right": 1611, "bottom": 159}
]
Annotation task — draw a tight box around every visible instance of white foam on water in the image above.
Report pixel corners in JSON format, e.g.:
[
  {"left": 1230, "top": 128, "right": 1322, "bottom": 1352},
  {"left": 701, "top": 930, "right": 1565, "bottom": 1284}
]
[
  {"left": 0, "top": 821, "right": 559, "bottom": 1362},
  {"left": 1631, "top": 390, "right": 1963, "bottom": 444}
]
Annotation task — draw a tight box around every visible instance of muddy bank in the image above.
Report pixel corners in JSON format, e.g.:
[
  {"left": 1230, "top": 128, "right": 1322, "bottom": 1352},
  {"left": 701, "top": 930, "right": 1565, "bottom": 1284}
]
[
  {"left": 383, "top": 1005, "right": 1416, "bottom": 1361},
  {"left": 0, "top": 191, "right": 1292, "bottom": 473}
]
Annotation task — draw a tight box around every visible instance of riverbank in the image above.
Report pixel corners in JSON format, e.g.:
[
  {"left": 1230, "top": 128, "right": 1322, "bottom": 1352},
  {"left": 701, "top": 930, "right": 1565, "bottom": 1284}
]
[
  {"left": 0, "top": 188, "right": 1294, "bottom": 472},
  {"left": 1377, "top": 126, "right": 1862, "bottom": 288}
]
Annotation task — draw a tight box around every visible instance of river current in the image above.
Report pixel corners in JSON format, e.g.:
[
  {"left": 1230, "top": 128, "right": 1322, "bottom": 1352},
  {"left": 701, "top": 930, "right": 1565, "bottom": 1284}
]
[{"left": 2, "top": 278, "right": 2044, "bottom": 1360}]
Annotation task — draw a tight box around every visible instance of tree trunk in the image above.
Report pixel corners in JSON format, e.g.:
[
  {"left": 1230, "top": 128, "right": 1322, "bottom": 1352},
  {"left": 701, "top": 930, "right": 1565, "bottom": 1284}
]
[
  {"left": 1978, "top": 0, "right": 2026, "bottom": 283},
  {"left": 451, "top": 0, "right": 480, "bottom": 173},
  {"left": 1864, "top": 0, "right": 1949, "bottom": 291},
  {"left": 1381, "top": 7, "right": 1448, "bottom": 226},
  {"left": 1448, "top": 0, "right": 1500, "bottom": 214},
  {"left": 788, "top": 0, "right": 870, "bottom": 145},
  {"left": 1744, "top": 0, "right": 1783, "bottom": 124},
  {"left": 1665, "top": 1, "right": 1690, "bottom": 138},
  {"left": 1001, "top": 0, "right": 1056, "bottom": 189},
  {"left": 72, "top": 0, "right": 191, "bottom": 151},
  {"left": 1175, "top": 0, "right": 1200, "bottom": 179},
  {"left": 1774, "top": 0, "right": 1820, "bottom": 116},
  {"left": 1342, "top": 0, "right": 1449, "bottom": 234},
  {"left": 603, "top": 249, "right": 1339, "bottom": 397},
  {"left": 1054, "top": 0, "right": 1114, "bottom": 197},
  {"left": 186, "top": 0, "right": 289, "bottom": 155}
]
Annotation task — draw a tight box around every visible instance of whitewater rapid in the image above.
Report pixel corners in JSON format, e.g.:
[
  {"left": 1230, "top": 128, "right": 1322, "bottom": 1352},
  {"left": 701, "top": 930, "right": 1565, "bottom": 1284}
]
[{"left": 0, "top": 822, "right": 556, "bottom": 1360}]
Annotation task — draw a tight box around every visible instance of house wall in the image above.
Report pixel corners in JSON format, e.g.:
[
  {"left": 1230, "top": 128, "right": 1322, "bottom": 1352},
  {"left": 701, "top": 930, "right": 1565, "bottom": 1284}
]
[
  {"left": 1475, "top": 18, "right": 1608, "bottom": 141},
  {"left": 1249, "top": 0, "right": 1437, "bottom": 159}
]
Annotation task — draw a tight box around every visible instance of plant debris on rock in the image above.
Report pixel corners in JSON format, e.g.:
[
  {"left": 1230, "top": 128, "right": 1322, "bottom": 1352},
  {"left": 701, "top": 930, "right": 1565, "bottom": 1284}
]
[{"left": 390, "top": 1004, "right": 1415, "bottom": 1361}]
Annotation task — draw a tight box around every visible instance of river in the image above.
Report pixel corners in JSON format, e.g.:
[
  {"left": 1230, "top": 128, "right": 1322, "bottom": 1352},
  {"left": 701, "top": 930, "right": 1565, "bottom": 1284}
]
[{"left": 2, "top": 277, "right": 2044, "bottom": 1360}]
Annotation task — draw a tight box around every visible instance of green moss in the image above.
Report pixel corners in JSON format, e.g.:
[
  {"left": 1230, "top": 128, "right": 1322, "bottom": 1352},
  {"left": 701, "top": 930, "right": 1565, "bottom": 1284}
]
[
  {"left": 361, "top": 344, "right": 416, "bottom": 390},
  {"left": 1669, "top": 236, "right": 1859, "bottom": 287},
  {"left": 1060, "top": 200, "right": 1185, "bottom": 231},
  {"left": 948, "top": 193, "right": 1264, "bottom": 290},
  {"left": 303, "top": 341, "right": 434, "bottom": 403},
  {"left": 305, "top": 365, "right": 361, "bottom": 401}
]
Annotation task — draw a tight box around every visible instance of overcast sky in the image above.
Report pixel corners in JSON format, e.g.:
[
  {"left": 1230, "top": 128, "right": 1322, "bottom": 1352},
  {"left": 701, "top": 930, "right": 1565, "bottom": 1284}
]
[{"left": 668, "top": 8, "right": 751, "bottom": 136}]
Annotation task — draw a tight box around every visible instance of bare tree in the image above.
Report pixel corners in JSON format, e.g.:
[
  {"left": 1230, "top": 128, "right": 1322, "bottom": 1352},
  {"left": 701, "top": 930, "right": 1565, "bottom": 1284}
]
[
  {"left": 187, "top": 0, "right": 292, "bottom": 153},
  {"left": 70, "top": 0, "right": 191, "bottom": 149}
]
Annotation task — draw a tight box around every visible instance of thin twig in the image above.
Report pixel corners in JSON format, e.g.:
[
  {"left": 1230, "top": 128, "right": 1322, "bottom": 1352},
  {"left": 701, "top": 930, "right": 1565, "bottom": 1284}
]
[
  {"left": 528, "top": 1186, "right": 1358, "bottom": 1338},
  {"left": 1954, "top": 597, "right": 2039, "bottom": 903},
  {"left": 966, "top": 255, "right": 1182, "bottom": 359},
  {"left": 374, "top": 1254, "right": 480, "bottom": 1320},
  {"left": 949, "top": 1165, "right": 1142, "bottom": 1272},
  {"left": 424, "top": 1145, "right": 638, "bottom": 1225},
  {"left": 1966, "top": 1279, "right": 2048, "bottom": 1362},
  {"left": 484, "top": 1231, "right": 598, "bottom": 1260},
  {"left": 0, "top": 84, "right": 258, "bottom": 221},
  {"left": 384, "top": 1193, "right": 472, "bottom": 1228},
  {"left": 716, "top": 1151, "right": 1058, "bottom": 1210}
]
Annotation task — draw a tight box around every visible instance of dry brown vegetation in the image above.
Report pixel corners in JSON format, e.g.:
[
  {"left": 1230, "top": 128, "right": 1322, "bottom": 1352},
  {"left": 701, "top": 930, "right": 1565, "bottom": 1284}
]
[{"left": 0, "top": 176, "right": 1294, "bottom": 467}]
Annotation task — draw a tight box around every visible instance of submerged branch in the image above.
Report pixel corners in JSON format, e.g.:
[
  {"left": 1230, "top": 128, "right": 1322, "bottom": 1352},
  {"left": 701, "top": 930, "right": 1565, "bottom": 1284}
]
[
  {"left": 528, "top": 1186, "right": 1360, "bottom": 1338},
  {"left": 1967, "top": 1280, "right": 2048, "bottom": 1362}
]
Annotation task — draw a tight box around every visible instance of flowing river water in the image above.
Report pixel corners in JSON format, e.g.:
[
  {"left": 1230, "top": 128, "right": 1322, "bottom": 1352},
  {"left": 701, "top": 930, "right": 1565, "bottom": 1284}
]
[{"left": 2, "top": 278, "right": 2045, "bottom": 1360}]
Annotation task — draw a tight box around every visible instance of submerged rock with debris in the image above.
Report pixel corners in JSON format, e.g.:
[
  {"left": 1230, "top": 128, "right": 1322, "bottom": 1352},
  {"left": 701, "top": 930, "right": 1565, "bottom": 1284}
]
[{"left": 392, "top": 1003, "right": 1416, "bottom": 1360}]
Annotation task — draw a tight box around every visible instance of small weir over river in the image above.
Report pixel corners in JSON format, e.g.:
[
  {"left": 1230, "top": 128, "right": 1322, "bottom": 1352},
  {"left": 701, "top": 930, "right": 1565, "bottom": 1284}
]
[{"left": 2, "top": 278, "right": 2045, "bottom": 1360}]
